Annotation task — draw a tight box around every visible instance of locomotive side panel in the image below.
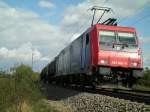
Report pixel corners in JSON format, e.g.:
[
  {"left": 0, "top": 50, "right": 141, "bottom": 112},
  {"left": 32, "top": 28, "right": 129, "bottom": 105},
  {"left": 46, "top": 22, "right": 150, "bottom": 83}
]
[{"left": 90, "top": 26, "right": 99, "bottom": 66}]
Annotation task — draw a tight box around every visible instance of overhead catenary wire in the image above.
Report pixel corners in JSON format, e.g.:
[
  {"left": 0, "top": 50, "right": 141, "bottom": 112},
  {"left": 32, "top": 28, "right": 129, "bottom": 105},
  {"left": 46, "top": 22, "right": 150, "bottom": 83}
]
[
  {"left": 119, "top": 2, "right": 150, "bottom": 24},
  {"left": 130, "top": 14, "right": 150, "bottom": 26}
]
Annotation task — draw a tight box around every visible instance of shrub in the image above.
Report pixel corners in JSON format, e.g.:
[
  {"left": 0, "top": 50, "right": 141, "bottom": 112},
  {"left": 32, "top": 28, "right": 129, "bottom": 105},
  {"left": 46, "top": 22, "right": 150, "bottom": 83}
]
[
  {"left": 0, "top": 64, "right": 43, "bottom": 112},
  {"left": 135, "top": 67, "right": 150, "bottom": 90}
]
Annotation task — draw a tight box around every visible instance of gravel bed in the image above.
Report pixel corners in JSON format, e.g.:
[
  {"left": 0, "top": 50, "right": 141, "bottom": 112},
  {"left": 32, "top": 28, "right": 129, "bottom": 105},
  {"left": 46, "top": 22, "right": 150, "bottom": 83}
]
[{"left": 63, "top": 92, "right": 150, "bottom": 112}]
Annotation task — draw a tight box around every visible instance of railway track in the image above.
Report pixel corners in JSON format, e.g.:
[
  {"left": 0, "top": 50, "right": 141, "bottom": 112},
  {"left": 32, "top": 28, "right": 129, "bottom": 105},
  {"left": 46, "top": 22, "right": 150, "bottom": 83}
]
[
  {"left": 54, "top": 83, "right": 150, "bottom": 105},
  {"left": 88, "top": 88, "right": 150, "bottom": 105}
]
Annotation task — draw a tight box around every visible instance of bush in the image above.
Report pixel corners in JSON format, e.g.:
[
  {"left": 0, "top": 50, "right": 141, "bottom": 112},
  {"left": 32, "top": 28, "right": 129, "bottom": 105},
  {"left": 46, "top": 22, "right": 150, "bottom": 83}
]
[
  {"left": 143, "top": 67, "right": 150, "bottom": 80},
  {"left": 135, "top": 67, "right": 150, "bottom": 90},
  {"left": 0, "top": 65, "right": 57, "bottom": 112}
]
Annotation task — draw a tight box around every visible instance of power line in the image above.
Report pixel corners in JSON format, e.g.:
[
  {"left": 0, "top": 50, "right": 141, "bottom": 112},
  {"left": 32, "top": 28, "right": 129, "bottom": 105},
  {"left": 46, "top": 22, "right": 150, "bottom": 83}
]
[
  {"left": 119, "top": 2, "right": 150, "bottom": 24},
  {"left": 131, "top": 14, "right": 150, "bottom": 25}
]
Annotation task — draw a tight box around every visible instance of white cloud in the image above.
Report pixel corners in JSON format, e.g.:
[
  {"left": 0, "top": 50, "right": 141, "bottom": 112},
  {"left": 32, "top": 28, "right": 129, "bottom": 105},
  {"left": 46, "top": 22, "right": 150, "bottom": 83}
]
[
  {"left": 38, "top": 1, "right": 55, "bottom": 9},
  {"left": 0, "top": 43, "right": 50, "bottom": 61}
]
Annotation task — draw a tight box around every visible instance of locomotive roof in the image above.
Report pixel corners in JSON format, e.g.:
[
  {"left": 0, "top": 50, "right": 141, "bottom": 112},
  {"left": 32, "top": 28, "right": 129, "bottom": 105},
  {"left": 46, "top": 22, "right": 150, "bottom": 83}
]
[{"left": 94, "top": 23, "right": 136, "bottom": 32}]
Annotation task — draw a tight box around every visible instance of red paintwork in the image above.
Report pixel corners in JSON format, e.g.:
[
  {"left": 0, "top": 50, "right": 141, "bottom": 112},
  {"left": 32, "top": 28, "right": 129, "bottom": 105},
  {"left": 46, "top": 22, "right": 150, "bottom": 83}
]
[{"left": 89, "top": 24, "right": 143, "bottom": 69}]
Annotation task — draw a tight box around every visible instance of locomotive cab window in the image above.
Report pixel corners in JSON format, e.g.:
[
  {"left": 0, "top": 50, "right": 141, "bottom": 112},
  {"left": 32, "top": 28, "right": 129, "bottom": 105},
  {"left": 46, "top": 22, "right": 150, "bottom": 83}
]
[
  {"left": 99, "top": 30, "right": 116, "bottom": 50},
  {"left": 99, "top": 30, "right": 137, "bottom": 51},
  {"left": 118, "top": 32, "right": 136, "bottom": 45},
  {"left": 99, "top": 30, "right": 116, "bottom": 43}
]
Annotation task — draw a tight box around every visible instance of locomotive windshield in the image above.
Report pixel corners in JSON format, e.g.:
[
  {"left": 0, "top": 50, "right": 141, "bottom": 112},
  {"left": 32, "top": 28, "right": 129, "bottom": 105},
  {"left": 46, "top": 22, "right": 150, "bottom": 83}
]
[
  {"left": 99, "top": 30, "right": 137, "bottom": 51},
  {"left": 118, "top": 32, "right": 136, "bottom": 45},
  {"left": 99, "top": 30, "right": 116, "bottom": 43}
]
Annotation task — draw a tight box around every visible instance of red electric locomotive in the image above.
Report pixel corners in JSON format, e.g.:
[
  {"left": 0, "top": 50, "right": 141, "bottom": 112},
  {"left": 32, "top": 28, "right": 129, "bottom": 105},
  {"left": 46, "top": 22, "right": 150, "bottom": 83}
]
[{"left": 41, "top": 7, "right": 143, "bottom": 88}]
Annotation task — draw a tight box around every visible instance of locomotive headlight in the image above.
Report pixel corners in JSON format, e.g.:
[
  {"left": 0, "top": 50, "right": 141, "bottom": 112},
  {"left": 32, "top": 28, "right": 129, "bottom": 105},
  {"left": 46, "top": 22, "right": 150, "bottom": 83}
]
[
  {"left": 131, "top": 62, "right": 138, "bottom": 67},
  {"left": 100, "top": 59, "right": 108, "bottom": 64}
]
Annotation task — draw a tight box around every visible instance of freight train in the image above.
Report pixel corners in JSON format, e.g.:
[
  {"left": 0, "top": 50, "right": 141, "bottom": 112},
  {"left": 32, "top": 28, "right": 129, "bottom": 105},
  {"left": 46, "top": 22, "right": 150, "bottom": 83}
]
[{"left": 41, "top": 17, "right": 143, "bottom": 88}]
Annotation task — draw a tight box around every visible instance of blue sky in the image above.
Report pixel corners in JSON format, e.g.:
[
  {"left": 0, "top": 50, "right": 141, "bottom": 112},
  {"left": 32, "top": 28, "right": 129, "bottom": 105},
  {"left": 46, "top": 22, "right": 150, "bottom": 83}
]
[
  {"left": 3, "top": 0, "right": 82, "bottom": 24},
  {"left": 0, "top": 0, "right": 150, "bottom": 71}
]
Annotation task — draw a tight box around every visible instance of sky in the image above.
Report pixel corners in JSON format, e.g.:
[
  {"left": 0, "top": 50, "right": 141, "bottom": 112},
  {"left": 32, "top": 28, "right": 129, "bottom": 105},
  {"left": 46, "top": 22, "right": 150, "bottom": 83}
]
[{"left": 0, "top": 0, "right": 150, "bottom": 72}]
